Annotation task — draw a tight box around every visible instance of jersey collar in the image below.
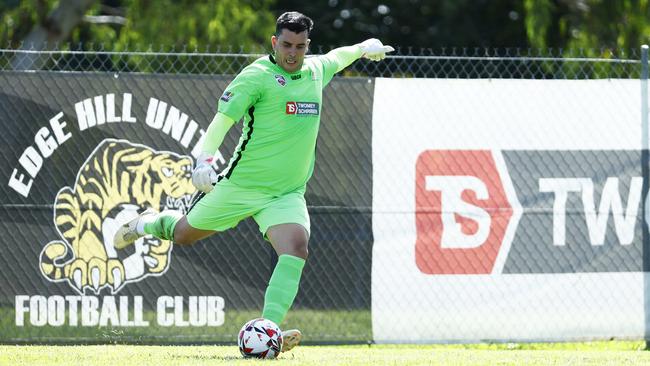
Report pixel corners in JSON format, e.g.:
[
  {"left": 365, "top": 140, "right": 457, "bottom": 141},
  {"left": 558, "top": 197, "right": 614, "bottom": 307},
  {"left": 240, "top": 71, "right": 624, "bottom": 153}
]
[{"left": 268, "top": 54, "right": 305, "bottom": 79}]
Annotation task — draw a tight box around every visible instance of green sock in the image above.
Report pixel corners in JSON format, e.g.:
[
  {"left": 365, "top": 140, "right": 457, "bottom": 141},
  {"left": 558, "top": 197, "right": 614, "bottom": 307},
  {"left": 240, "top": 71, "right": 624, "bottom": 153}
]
[
  {"left": 262, "top": 254, "right": 306, "bottom": 326},
  {"left": 142, "top": 210, "right": 183, "bottom": 241}
]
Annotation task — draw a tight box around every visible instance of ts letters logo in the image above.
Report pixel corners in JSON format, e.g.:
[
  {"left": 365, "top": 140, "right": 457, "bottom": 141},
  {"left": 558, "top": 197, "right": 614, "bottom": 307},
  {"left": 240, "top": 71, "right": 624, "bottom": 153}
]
[
  {"left": 415, "top": 150, "right": 521, "bottom": 274},
  {"left": 286, "top": 102, "right": 297, "bottom": 115}
]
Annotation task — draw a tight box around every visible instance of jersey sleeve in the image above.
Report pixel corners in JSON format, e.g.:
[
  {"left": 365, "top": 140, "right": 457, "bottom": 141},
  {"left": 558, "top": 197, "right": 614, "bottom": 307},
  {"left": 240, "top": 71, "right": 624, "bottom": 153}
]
[
  {"left": 200, "top": 112, "right": 235, "bottom": 155},
  {"left": 217, "top": 65, "right": 263, "bottom": 122},
  {"left": 317, "top": 45, "right": 363, "bottom": 86}
]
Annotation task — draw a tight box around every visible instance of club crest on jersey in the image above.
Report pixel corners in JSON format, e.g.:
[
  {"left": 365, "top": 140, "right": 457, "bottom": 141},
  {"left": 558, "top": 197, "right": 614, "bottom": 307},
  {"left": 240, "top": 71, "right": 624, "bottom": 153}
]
[
  {"left": 275, "top": 74, "right": 287, "bottom": 87},
  {"left": 220, "top": 91, "right": 233, "bottom": 102}
]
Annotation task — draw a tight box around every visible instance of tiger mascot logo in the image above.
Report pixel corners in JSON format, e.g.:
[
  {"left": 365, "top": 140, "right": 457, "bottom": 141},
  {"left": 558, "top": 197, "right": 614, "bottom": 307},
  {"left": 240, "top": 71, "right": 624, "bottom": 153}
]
[{"left": 39, "top": 139, "right": 195, "bottom": 294}]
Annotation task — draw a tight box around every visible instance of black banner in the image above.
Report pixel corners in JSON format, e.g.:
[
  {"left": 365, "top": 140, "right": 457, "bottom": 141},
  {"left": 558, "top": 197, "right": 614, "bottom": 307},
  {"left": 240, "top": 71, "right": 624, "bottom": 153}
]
[{"left": 0, "top": 71, "right": 374, "bottom": 343}]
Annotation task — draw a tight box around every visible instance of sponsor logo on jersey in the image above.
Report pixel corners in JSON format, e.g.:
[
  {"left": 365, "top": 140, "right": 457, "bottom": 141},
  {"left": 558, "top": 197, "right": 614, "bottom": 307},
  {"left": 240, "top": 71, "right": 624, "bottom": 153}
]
[
  {"left": 286, "top": 102, "right": 319, "bottom": 116},
  {"left": 220, "top": 91, "right": 233, "bottom": 102},
  {"left": 275, "top": 74, "right": 287, "bottom": 87},
  {"left": 415, "top": 149, "right": 646, "bottom": 275}
]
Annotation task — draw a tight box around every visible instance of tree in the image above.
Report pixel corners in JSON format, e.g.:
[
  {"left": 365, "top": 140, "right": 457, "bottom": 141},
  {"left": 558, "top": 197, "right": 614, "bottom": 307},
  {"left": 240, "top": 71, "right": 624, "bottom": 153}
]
[
  {"left": 4, "top": 0, "right": 649, "bottom": 65},
  {"left": 524, "top": 0, "right": 650, "bottom": 56},
  {"left": 2, "top": 0, "right": 276, "bottom": 71},
  {"left": 93, "top": 0, "right": 276, "bottom": 52},
  {"left": 271, "top": 0, "right": 529, "bottom": 51},
  {"left": 3, "top": 0, "right": 95, "bottom": 69},
  {"left": 272, "top": 0, "right": 650, "bottom": 55}
]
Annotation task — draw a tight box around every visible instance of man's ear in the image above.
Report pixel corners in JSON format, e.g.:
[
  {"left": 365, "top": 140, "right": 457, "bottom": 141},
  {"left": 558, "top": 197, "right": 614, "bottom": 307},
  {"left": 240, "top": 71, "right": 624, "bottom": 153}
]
[{"left": 271, "top": 35, "right": 278, "bottom": 50}]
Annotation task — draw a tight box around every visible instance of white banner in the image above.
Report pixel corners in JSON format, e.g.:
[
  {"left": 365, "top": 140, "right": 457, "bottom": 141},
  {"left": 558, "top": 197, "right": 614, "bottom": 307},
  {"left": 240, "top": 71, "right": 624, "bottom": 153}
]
[{"left": 371, "top": 78, "right": 646, "bottom": 342}]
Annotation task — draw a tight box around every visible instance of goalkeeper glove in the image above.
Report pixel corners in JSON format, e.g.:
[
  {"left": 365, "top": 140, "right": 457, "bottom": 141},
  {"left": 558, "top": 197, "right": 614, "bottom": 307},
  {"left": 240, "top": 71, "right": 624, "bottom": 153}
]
[
  {"left": 192, "top": 153, "right": 218, "bottom": 193},
  {"left": 359, "top": 38, "right": 395, "bottom": 61}
]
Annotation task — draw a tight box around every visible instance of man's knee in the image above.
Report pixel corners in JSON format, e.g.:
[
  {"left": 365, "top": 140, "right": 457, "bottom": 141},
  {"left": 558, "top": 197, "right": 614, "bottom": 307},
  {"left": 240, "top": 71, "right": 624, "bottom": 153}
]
[
  {"left": 267, "top": 224, "right": 310, "bottom": 259},
  {"left": 173, "top": 217, "right": 215, "bottom": 245},
  {"left": 173, "top": 231, "right": 197, "bottom": 245},
  {"left": 289, "top": 239, "right": 309, "bottom": 259}
]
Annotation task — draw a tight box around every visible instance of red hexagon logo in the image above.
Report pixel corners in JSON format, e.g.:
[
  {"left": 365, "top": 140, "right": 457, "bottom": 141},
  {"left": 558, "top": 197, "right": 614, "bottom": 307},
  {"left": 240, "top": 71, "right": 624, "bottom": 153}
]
[{"left": 415, "top": 150, "right": 517, "bottom": 274}]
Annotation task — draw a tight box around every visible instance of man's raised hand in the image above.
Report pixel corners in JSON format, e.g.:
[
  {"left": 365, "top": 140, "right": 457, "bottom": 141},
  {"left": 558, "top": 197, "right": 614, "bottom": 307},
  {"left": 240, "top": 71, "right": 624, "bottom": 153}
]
[{"left": 359, "top": 38, "right": 395, "bottom": 61}]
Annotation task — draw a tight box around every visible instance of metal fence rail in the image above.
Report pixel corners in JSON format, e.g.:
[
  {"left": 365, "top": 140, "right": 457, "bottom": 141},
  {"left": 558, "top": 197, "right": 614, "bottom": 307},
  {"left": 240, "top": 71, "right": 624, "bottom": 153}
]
[{"left": 0, "top": 45, "right": 642, "bottom": 78}]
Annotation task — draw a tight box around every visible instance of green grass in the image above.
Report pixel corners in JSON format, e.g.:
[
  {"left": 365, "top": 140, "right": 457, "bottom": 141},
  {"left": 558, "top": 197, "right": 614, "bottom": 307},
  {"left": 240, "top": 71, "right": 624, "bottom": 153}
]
[
  {"left": 0, "top": 308, "right": 371, "bottom": 343},
  {"left": 2, "top": 343, "right": 650, "bottom": 365},
  {"left": 4, "top": 305, "right": 650, "bottom": 365}
]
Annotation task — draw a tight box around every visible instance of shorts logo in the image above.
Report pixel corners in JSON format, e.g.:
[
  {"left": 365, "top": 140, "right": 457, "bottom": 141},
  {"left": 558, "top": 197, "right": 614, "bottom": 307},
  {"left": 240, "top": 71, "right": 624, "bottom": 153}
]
[
  {"left": 285, "top": 101, "right": 319, "bottom": 116},
  {"left": 415, "top": 150, "right": 520, "bottom": 275},
  {"left": 220, "top": 91, "right": 233, "bottom": 102},
  {"left": 39, "top": 139, "right": 196, "bottom": 294},
  {"left": 275, "top": 75, "right": 287, "bottom": 87}
]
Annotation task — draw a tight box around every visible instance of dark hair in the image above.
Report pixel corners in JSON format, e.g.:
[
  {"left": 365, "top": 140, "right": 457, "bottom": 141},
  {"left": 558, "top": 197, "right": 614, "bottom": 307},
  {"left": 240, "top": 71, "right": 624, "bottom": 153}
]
[{"left": 275, "top": 11, "right": 313, "bottom": 36}]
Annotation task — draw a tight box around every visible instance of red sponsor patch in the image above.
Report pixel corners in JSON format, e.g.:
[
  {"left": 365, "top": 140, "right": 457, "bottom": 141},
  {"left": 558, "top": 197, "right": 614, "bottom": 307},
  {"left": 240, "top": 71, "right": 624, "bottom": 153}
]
[
  {"left": 286, "top": 102, "right": 297, "bottom": 114},
  {"left": 415, "top": 150, "right": 513, "bottom": 274}
]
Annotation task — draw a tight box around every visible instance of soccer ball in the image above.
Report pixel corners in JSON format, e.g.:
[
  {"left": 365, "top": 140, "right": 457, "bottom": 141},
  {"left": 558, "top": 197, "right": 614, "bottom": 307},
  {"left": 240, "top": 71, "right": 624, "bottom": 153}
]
[{"left": 238, "top": 318, "right": 283, "bottom": 359}]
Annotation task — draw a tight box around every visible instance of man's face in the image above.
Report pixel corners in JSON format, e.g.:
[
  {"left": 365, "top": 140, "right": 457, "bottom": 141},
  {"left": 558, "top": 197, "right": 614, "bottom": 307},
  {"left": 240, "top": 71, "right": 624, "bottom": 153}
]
[{"left": 272, "top": 29, "right": 310, "bottom": 73}]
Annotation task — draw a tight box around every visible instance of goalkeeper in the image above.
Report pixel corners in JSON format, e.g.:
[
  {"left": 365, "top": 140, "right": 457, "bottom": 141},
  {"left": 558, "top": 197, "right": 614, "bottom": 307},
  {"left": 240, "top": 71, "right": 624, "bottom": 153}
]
[{"left": 114, "top": 11, "right": 392, "bottom": 352}]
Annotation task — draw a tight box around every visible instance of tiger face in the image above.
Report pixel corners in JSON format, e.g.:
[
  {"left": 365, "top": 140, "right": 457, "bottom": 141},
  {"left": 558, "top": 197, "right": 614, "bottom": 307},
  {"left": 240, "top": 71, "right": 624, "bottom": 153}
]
[
  {"left": 40, "top": 139, "right": 197, "bottom": 294},
  {"left": 142, "top": 151, "right": 195, "bottom": 211}
]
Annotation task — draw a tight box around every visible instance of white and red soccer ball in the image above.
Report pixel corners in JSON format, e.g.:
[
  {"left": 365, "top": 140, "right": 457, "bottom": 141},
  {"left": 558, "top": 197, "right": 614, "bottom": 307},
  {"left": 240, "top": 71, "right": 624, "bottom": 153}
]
[{"left": 238, "top": 318, "right": 283, "bottom": 359}]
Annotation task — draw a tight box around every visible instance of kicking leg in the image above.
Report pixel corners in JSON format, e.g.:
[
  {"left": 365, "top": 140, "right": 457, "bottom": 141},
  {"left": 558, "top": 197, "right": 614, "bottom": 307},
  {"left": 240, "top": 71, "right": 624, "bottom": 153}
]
[
  {"left": 114, "top": 209, "right": 215, "bottom": 248},
  {"left": 262, "top": 223, "right": 308, "bottom": 353},
  {"left": 172, "top": 216, "right": 215, "bottom": 245}
]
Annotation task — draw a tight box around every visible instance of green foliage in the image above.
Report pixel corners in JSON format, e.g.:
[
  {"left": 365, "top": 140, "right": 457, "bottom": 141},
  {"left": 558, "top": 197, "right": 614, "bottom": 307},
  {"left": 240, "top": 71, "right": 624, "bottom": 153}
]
[
  {"left": 102, "top": 0, "right": 274, "bottom": 51},
  {"left": 4, "top": 1, "right": 649, "bottom": 54},
  {"left": 272, "top": 0, "right": 528, "bottom": 49},
  {"left": 2, "top": 1, "right": 648, "bottom": 77},
  {"left": 524, "top": 0, "right": 553, "bottom": 50},
  {"left": 520, "top": 0, "right": 649, "bottom": 78},
  {"left": 1, "top": 0, "right": 54, "bottom": 47},
  {"left": 1, "top": 0, "right": 275, "bottom": 51},
  {"left": 1, "top": 0, "right": 275, "bottom": 72},
  {"left": 523, "top": 0, "right": 650, "bottom": 56}
]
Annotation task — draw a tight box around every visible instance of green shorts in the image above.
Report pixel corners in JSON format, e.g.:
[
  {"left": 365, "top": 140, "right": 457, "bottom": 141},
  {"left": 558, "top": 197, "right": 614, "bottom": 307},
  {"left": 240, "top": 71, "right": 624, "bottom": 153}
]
[{"left": 186, "top": 178, "right": 310, "bottom": 238}]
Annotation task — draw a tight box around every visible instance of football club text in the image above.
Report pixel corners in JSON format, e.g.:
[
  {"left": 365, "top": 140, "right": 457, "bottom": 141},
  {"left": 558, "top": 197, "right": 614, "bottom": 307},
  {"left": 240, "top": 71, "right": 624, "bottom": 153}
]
[{"left": 15, "top": 295, "right": 225, "bottom": 327}]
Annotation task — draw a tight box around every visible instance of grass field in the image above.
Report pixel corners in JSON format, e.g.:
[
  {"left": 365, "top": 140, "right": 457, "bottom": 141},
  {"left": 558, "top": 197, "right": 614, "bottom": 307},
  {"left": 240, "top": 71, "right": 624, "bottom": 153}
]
[
  {"left": 2, "top": 342, "right": 650, "bottom": 365},
  {"left": 4, "top": 306, "right": 650, "bottom": 365},
  {"left": 0, "top": 308, "right": 371, "bottom": 343}
]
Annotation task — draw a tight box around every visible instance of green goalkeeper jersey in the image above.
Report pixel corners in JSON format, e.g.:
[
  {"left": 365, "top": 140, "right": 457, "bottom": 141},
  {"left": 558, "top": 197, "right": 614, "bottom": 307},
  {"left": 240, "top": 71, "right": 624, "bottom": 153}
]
[{"left": 217, "top": 53, "right": 343, "bottom": 195}]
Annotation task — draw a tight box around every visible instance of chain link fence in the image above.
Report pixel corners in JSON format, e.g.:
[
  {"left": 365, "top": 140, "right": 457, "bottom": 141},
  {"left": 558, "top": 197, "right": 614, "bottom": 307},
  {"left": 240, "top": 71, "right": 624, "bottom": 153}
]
[
  {"left": 0, "top": 45, "right": 647, "bottom": 344},
  {"left": 0, "top": 44, "right": 643, "bottom": 78}
]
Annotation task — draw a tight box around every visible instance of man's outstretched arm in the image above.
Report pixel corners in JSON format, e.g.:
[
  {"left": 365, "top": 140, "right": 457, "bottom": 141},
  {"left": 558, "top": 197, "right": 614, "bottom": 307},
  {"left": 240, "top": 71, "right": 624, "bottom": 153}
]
[{"left": 325, "top": 38, "right": 395, "bottom": 72}]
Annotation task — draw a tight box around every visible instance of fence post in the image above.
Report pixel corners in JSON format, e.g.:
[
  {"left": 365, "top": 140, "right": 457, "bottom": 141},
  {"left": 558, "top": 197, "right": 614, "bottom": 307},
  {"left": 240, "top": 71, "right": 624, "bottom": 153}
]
[{"left": 642, "top": 44, "right": 649, "bottom": 349}]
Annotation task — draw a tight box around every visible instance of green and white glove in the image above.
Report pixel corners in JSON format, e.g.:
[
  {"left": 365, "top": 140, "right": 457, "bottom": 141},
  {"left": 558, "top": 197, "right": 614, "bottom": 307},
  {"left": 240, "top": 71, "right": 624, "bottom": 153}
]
[
  {"left": 358, "top": 38, "right": 395, "bottom": 61},
  {"left": 192, "top": 153, "right": 218, "bottom": 193}
]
